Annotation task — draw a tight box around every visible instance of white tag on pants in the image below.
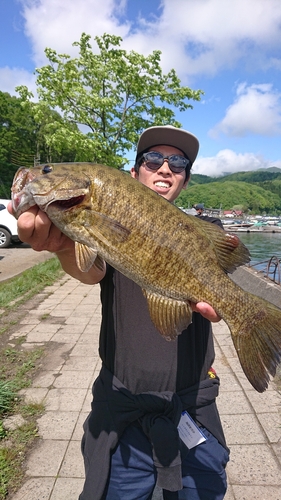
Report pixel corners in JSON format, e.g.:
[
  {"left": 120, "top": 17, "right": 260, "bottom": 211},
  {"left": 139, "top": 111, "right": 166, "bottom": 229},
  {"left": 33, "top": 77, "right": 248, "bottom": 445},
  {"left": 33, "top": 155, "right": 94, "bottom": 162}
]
[{"left": 177, "top": 411, "right": 207, "bottom": 449}]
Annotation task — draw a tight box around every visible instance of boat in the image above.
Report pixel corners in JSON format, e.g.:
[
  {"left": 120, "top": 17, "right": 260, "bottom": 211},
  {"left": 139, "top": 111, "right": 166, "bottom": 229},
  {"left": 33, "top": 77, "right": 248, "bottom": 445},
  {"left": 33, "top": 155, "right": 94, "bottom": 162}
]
[
  {"left": 236, "top": 221, "right": 281, "bottom": 233},
  {"left": 223, "top": 221, "right": 253, "bottom": 231}
]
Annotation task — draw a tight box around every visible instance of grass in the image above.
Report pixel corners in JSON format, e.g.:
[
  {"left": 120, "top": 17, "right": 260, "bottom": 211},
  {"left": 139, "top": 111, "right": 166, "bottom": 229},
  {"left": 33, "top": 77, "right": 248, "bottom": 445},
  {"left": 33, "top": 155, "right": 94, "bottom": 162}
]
[
  {"left": 0, "top": 381, "right": 16, "bottom": 415},
  {"left": 0, "top": 344, "right": 45, "bottom": 498},
  {"left": 0, "top": 421, "right": 40, "bottom": 497},
  {"left": 0, "top": 257, "right": 65, "bottom": 499},
  {"left": 0, "top": 257, "right": 64, "bottom": 311}
]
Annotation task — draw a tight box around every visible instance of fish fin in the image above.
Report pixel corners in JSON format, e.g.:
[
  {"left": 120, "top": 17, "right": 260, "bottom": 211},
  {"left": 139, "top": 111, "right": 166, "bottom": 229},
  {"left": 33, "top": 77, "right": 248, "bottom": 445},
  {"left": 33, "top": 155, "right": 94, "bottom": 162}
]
[
  {"left": 75, "top": 242, "right": 103, "bottom": 272},
  {"left": 200, "top": 222, "right": 250, "bottom": 273},
  {"left": 142, "top": 290, "right": 193, "bottom": 341},
  {"left": 93, "top": 254, "right": 105, "bottom": 272},
  {"left": 229, "top": 296, "right": 281, "bottom": 392},
  {"left": 83, "top": 211, "right": 130, "bottom": 245}
]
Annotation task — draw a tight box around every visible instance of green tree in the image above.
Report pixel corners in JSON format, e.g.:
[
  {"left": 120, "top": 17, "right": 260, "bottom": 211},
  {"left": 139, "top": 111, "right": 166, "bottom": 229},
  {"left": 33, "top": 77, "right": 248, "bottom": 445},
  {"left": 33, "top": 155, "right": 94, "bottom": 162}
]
[
  {"left": 16, "top": 33, "right": 202, "bottom": 167},
  {"left": 0, "top": 92, "right": 77, "bottom": 197},
  {"left": 0, "top": 91, "right": 37, "bottom": 197}
]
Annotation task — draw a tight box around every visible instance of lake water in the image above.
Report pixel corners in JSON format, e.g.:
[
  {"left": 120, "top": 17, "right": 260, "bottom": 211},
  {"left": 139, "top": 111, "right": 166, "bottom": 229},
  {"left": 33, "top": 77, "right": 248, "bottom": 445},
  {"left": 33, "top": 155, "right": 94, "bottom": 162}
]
[{"left": 237, "top": 232, "right": 281, "bottom": 270}]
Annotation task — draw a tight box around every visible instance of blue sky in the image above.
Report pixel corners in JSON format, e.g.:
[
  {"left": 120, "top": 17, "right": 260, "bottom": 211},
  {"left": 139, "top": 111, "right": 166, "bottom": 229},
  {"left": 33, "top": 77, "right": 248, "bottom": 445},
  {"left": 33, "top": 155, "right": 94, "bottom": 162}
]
[{"left": 1, "top": 0, "right": 281, "bottom": 176}]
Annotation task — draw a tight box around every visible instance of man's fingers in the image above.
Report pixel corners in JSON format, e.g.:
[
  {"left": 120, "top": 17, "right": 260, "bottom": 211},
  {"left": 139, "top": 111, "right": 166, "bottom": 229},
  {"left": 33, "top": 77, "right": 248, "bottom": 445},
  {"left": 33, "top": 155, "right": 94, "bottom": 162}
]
[{"left": 190, "top": 302, "right": 221, "bottom": 323}]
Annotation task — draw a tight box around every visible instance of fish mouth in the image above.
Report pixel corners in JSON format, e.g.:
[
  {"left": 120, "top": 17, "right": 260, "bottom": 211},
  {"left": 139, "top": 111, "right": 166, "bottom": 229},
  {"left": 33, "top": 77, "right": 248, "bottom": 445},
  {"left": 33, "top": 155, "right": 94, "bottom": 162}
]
[
  {"left": 11, "top": 168, "right": 39, "bottom": 214},
  {"left": 47, "top": 195, "right": 86, "bottom": 211}
]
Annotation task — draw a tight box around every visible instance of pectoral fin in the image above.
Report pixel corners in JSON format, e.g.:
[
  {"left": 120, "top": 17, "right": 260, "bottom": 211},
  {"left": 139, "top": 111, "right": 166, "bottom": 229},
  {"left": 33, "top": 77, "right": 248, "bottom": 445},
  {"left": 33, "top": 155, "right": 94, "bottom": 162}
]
[
  {"left": 83, "top": 211, "right": 130, "bottom": 246},
  {"left": 75, "top": 242, "right": 104, "bottom": 272},
  {"left": 142, "top": 290, "right": 193, "bottom": 340}
]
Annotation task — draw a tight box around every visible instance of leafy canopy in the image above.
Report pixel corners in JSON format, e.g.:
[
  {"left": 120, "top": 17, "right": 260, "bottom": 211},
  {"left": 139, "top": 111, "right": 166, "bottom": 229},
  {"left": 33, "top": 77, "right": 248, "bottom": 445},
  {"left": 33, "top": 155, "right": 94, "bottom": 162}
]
[
  {"left": 16, "top": 33, "right": 202, "bottom": 168},
  {"left": 0, "top": 91, "right": 77, "bottom": 197}
]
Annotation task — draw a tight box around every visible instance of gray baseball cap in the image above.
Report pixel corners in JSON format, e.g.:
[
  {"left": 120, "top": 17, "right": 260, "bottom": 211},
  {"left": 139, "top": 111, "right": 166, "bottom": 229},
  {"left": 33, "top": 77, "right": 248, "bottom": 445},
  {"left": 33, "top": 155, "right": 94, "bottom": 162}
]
[{"left": 136, "top": 125, "right": 199, "bottom": 164}]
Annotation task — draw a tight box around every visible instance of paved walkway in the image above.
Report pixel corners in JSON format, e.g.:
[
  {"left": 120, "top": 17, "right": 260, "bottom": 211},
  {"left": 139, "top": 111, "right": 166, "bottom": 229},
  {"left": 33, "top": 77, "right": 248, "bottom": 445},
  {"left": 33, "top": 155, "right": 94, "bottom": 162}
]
[{"left": 8, "top": 276, "right": 281, "bottom": 500}]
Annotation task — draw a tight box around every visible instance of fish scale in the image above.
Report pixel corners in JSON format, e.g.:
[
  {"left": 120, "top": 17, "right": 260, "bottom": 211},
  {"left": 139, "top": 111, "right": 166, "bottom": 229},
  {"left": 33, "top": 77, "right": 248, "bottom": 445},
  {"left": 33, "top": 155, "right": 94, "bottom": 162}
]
[{"left": 11, "top": 162, "right": 281, "bottom": 392}]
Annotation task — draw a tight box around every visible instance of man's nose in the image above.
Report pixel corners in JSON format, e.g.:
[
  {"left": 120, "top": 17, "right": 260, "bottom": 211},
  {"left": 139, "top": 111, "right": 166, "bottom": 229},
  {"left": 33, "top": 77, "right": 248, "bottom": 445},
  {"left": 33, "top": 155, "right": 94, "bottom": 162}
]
[{"left": 158, "top": 159, "right": 172, "bottom": 174}]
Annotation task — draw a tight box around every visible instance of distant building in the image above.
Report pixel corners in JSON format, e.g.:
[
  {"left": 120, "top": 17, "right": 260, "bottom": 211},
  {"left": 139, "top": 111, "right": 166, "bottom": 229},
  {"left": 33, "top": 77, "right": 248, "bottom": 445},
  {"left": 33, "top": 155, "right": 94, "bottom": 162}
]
[{"left": 223, "top": 210, "right": 243, "bottom": 217}]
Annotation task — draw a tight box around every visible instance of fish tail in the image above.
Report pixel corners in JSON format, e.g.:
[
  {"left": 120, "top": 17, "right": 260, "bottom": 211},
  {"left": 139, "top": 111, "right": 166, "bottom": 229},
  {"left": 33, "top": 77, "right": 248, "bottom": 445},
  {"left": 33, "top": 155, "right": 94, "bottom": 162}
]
[{"left": 230, "top": 297, "right": 281, "bottom": 392}]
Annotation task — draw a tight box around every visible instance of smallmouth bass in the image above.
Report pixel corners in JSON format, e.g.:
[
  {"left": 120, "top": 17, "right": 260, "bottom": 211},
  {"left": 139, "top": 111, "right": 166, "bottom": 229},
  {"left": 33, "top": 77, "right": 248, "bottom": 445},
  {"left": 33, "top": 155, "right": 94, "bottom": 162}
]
[{"left": 11, "top": 162, "right": 281, "bottom": 392}]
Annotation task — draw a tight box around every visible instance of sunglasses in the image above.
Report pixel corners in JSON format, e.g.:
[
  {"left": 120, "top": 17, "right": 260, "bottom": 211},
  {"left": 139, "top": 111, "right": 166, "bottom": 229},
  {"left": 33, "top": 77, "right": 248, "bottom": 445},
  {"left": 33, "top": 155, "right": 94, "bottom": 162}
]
[{"left": 142, "top": 151, "right": 190, "bottom": 174}]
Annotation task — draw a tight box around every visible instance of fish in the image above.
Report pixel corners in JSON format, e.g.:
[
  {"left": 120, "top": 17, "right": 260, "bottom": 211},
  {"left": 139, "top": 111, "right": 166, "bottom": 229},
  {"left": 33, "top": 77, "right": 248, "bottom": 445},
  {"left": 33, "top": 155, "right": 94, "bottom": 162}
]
[{"left": 11, "top": 162, "right": 281, "bottom": 393}]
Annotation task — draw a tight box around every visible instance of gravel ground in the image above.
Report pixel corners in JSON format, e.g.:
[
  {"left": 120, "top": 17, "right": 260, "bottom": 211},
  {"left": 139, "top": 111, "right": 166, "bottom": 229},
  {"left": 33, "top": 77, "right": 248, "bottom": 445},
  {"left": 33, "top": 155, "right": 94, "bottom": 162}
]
[{"left": 0, "top": 242, "right": 52, "bottom": 282}]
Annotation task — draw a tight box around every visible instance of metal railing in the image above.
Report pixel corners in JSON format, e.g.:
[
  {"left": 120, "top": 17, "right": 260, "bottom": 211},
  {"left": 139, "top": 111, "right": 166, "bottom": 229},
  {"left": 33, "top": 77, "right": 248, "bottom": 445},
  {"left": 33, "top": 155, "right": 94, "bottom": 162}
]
[{"left": 249, "top": 256, "right": 281, "bottom": 285}]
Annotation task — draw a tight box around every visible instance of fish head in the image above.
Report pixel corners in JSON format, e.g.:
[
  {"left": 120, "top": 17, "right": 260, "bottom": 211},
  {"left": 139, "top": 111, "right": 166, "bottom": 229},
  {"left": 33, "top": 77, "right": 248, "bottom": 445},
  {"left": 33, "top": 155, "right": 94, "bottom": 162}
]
[{"left": 11, "top": 163, "right": 93, "bottom": 219}]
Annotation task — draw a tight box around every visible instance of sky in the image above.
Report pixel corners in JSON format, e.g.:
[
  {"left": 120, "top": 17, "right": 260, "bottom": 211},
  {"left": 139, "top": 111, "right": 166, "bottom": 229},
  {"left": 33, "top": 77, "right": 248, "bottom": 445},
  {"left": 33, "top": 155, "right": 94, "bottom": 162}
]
[{"left": 1, "top": 0, "right": 281, "bottom": 177}]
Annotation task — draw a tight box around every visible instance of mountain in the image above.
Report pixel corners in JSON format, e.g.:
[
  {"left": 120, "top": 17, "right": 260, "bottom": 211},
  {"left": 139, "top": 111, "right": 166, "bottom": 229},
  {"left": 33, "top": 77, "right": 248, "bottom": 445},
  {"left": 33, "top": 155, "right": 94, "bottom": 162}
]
[
  {"left": 190, "top": 169, "right": 281, "bottom": 185},
  {"left": 257, "top": 167, "right": 281, "bottom": 173},
  {"left": 176, "top": 180, "right": 281, "bottom": 214}
]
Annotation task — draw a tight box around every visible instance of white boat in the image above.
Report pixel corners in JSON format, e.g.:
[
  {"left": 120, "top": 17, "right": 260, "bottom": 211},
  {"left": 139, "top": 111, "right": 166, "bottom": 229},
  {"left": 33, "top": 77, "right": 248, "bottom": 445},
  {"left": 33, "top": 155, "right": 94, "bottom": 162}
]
[{"left": 236, "top": 222, "right": 281, "bottom": 233}]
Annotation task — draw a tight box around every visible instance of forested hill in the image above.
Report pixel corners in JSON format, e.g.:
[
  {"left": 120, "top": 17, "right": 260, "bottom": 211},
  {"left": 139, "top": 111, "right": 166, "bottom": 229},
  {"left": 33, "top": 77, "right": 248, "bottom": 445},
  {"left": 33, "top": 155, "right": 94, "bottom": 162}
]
[
  {"left": 177, "top": 169, "right": 281, "bottom": 214},
  {"left": 189, "top": 168, "right": 281, "bottom": 185}
]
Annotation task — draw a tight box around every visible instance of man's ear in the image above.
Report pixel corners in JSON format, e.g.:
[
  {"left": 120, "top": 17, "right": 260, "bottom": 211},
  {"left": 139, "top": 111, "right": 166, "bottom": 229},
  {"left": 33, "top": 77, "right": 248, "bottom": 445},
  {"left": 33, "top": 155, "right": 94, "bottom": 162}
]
[
  {"left": 183, "top": 174, "right": 190, "bottom": 190},
  {"left": 130, "top": 167, "right": 139, "bottom": 179}
]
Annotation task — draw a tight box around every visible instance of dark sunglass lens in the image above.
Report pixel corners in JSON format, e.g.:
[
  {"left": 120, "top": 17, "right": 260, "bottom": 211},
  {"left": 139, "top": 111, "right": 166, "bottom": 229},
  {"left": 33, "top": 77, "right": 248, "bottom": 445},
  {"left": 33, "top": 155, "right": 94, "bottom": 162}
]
[
  {"left": 169, "top": 155, "right": 188, "bottom": 167},
  {"left": 143, "top": 152, "right": 163, "bottom": 170},
  {"left": 145, "top": 162, "right": 162, "bottom": 170},
  {"left": 171, "top": 166, "right": 186, "bottom": 173},
  {"left": 168, "top": 155, "right": 188, "bottom": 173},
  {"left": 145, "top": 152, "right": 163, "bottom": 163}
]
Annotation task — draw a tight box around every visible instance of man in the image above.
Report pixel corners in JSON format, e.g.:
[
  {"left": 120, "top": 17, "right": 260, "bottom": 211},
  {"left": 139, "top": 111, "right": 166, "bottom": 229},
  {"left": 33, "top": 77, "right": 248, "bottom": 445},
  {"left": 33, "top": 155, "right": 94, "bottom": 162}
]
[
  {"left": 194, "top": 203, "right": 223, "bottom": 228},
  {"left": 9, "top": 125, "right": 229, "bottom": 500},
  {"left": 194, "top": 203, "right": 204, "bottom": 216}
]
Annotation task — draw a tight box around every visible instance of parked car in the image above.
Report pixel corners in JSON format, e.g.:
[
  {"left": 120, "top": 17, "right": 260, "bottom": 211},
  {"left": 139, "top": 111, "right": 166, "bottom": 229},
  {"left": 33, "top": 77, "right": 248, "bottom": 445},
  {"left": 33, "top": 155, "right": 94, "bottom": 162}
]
[{"left": 0, "top": 199, "right": 21, "bottom": 248}]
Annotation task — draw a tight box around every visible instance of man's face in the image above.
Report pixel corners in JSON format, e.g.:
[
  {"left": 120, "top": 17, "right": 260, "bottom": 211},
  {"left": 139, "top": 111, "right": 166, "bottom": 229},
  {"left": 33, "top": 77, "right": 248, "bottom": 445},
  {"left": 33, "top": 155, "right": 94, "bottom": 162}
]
[{"left": 130, "top": 145, "right": 189, "bottom": 202}]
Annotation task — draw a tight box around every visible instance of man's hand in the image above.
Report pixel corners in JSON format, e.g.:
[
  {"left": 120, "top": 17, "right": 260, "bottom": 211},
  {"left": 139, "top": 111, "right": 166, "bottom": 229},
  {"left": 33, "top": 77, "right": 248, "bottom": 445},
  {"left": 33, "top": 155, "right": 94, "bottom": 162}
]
[
  {"left": 7, "top": 202, "right": 73, "bottom": 253},
  {"left": 7, "top": 202, "right": 105, "bottom": 284},
  {"left": 190, "top": 302, "right": 221, "bottom": 323}
]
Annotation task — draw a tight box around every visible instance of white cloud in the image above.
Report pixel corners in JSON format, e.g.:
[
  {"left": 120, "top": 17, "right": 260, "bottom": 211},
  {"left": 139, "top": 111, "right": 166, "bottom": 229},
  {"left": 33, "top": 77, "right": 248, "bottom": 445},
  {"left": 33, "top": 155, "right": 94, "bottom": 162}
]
[
  {"left": 209, "top": 83, "right": 281, "bottom": 138},
  {"left": 16, "top": 0, "right": 281, "bottom": 79},
  {"left": 125, "top": 0, "right": 281, "bottom": 77},
  {"left": 193, "top": 149, "right": 281, "bottom": 177},
  {"left": 0, "top": 67, "right": 36, "bottom": 96},
  {"left": 20, "top": 0, "right": 131, "bottom": 67}
]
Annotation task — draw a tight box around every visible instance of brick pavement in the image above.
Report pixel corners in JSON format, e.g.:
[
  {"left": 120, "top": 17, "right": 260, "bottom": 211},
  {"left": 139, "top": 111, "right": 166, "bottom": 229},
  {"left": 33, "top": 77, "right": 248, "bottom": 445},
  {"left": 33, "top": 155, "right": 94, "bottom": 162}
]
[{"left": 7, "top": 276, "right": 281, "bottom": 500}]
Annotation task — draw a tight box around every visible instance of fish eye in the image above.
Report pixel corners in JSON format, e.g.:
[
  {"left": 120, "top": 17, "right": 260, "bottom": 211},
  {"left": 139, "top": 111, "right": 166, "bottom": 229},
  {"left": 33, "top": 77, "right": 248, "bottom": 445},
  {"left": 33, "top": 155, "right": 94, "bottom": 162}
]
[{"left": 42, "top": 165, "right": 53, "bottom": 174}]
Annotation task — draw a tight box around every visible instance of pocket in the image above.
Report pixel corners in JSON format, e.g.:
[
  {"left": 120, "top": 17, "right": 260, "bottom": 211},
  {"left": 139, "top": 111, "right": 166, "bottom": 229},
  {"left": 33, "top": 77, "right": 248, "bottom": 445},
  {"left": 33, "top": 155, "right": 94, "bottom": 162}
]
[{"left": 199, "top": 428, "right": 230, "bottom": 470}]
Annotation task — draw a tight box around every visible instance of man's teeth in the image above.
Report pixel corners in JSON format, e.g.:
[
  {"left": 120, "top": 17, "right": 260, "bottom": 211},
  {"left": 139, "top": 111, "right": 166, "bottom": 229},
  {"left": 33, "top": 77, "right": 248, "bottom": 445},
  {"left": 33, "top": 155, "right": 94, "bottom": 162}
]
[{"left": 155, "top": 181, "right": 170, "bottom": 188}]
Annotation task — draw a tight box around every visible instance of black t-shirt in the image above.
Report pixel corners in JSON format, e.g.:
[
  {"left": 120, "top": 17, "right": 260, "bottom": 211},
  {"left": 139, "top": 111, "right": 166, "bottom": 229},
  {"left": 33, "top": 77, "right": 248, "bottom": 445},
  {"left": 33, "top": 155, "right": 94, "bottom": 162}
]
[{"left": 99, "top": 267, "right": 215, "bottom": 394}]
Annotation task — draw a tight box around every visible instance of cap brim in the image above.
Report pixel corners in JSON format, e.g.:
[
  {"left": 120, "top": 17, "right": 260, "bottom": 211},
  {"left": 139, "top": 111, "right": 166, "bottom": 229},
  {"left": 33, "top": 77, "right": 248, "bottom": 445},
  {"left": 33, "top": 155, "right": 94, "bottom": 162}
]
[{"left": 136, "top": 126, "right": 199, "bottom": 164}]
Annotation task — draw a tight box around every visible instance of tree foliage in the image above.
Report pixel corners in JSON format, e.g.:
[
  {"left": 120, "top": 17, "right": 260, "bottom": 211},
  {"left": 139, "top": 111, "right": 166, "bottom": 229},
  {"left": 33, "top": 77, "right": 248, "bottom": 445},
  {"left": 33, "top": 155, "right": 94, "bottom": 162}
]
[
  {"left": 0, "top": 91, "right": 77, "bottom": 197},
  {"left": 0, "top": 91, "right": 37, "bottom": 197},
  {"left": 176, "top": 180, "right": 281, "bottom": 214},
  {"left": 16, "top": 33, "right": 202, "bottom": 167},
  {"left": 177, "top": 169, "right": 281, "bottom": 214}
]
